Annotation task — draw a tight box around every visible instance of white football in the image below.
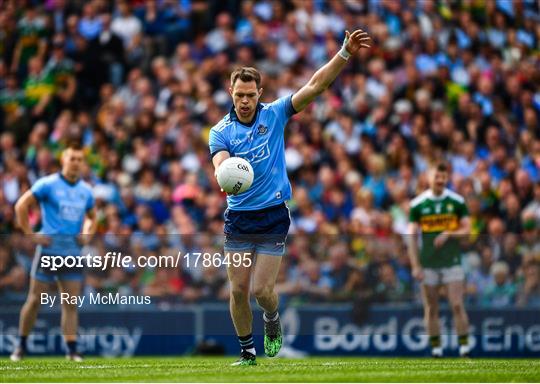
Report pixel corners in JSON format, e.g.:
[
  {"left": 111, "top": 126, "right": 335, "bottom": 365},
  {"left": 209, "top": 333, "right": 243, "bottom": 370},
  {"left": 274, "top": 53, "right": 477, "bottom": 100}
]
[{"left": 216, "top": 157, "right": 254, "bottom": 195}]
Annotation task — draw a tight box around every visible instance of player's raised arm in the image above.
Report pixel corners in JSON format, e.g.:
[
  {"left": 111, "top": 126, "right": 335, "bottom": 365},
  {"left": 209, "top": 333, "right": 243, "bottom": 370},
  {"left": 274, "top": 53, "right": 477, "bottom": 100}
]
[{"left": 291, "top": 29, "right": 371, "bottom": 113}]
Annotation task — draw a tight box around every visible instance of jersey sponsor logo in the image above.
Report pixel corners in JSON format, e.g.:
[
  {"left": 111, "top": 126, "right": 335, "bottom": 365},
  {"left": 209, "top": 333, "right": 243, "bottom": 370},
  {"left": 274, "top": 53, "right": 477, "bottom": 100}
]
[
  {"left": 59, "top": 202, "right": 85, "bottom": 222},
  {"left": 419, "top": 214, "right": 459, "bottom": 233},
  {"left": 236, "top": 141, "right": 270, "bottom": 164},
  {"left": 421, "top": 207, "right": 430, "bottom": 214}
]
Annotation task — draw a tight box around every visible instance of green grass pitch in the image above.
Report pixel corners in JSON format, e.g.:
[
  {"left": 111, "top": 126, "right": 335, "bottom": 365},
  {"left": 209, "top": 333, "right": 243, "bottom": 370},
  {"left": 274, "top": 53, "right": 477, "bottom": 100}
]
[{"left": 1, "top": 357, "right": 539, "bottom": 382}]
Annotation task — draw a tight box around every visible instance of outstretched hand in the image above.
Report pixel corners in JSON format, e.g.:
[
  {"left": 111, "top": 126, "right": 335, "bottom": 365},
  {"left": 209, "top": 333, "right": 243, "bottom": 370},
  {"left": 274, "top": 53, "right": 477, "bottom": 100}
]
[{"left": 344, "top": 29, "right": 371, "bottom": 55}]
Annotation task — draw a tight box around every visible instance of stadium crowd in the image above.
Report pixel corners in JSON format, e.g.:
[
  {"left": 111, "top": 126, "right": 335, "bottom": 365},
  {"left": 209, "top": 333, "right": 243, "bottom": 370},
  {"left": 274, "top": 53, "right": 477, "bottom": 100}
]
[{"left": 0, "top": 0, "right": 539, "bottom": 309}]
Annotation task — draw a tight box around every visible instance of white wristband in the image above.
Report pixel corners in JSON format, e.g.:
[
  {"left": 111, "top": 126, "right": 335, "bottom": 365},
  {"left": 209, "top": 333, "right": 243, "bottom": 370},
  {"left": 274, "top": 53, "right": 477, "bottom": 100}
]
[
  {"left": 338, "top": 46, "right": 351, "bottom": 61},
  {"left": 338, "top": 33, "right": 351, "bottom": 61}
]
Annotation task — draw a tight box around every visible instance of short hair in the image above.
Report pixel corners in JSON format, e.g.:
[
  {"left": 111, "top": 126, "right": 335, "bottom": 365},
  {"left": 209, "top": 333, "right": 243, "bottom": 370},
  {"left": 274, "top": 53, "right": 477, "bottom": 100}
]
[
  {"left": 63, "top": 141, "right": 83, "bottom": 154},
  {"left": 230, "top": 67, "right": 261, "bottom": 88},
  {"left": 432, "top": 161, "right": 449, "bottom": 173}
]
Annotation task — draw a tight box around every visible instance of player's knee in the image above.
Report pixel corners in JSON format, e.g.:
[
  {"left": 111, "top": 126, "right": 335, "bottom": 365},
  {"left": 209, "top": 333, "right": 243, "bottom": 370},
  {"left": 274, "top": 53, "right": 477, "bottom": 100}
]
[
  {"left": 450, "top": 300, "right": 464, "bottom": 315},
  {"left": 253, "top": 284, "right": 273, "bottom": 301},
  {"left": 62, "top": 302, "right": 78, "bottom": 313}
]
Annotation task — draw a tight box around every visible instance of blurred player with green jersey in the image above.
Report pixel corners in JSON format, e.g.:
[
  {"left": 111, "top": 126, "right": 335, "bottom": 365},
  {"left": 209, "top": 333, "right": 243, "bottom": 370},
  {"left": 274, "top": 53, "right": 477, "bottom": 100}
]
[{"left": 407, "top": 163, "right": 471, "bottom": 358}]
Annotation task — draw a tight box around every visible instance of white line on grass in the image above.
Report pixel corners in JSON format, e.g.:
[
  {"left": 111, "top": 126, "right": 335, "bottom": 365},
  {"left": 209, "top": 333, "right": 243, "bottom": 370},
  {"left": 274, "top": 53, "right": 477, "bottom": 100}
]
[{"left": 0, "top": 364, "right": 155, "bottom": 370}]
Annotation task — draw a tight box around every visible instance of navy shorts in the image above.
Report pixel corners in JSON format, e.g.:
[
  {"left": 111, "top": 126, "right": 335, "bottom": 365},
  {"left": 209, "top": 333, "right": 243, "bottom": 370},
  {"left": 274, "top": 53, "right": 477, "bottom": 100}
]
[
  {"left": 224, "top": 203, "right": 291, "bottom": 256},
  {"left": 31, "top": 246, "right": 84, "bottom": 284}
]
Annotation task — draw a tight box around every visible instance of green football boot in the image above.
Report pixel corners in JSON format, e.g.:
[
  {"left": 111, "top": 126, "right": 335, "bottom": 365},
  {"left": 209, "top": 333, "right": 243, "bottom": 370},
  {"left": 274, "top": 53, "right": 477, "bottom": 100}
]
[
  {"left": 264, "top": 316, "right": 282, "bottom": 357},
  {"left": 231, "top": 351, "right": 257, "bottom": 366}
]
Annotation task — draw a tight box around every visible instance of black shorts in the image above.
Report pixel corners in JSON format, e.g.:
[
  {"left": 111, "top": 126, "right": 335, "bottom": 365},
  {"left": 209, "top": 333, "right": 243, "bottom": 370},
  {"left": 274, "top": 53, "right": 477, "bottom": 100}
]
[{"left": 223, "top": 203, "right": 291, "bottom": 256}]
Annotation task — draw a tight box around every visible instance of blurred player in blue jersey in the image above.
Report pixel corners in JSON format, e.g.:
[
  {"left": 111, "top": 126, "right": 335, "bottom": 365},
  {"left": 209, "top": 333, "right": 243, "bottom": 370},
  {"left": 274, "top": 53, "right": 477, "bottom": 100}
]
[
  {"left": 209, "top": 30, "right": 371, "bottom": 366},
  {"left": 10, "top": 143, "right": 96, "bottom": 362}
]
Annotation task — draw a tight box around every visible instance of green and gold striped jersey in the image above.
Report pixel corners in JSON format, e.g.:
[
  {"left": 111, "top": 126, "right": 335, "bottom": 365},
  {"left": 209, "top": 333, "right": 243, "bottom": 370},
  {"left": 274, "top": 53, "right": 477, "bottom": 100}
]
[{"left": 409, "top": 188, "right": 468, "bottom": 268}]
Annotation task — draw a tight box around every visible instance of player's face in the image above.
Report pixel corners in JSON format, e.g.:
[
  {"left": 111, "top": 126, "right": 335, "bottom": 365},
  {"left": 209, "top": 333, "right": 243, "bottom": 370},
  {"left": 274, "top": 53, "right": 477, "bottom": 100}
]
[
  {"left": 430, "top": 169, "right": 448, "bottom": 195},
  {"left": 62, "top": 149, "right": 84, "bottom": 179},
  {"left": 229, "top": 80, "right": 262, "bottom": 123}
]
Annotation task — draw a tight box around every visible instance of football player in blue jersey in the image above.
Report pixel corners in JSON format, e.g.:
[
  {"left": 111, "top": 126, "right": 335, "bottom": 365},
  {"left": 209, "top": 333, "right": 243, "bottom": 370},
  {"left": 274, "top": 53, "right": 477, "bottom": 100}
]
[
  {"left": 10, "top": 143, "right": 96, "bottom": 362},
  {"left": 209, "top": 29, "right": 371, "bottom": 366}
]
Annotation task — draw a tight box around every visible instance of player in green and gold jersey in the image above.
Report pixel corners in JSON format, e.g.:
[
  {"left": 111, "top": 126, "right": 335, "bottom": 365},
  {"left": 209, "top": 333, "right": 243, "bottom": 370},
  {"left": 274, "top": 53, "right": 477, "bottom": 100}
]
[{"left": 407, "top": 162, "right": 471, "bottom": 358}]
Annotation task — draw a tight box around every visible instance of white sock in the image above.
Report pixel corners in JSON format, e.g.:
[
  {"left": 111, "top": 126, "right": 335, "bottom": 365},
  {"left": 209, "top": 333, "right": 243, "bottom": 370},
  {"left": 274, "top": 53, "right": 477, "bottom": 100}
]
[{"left": 264, "top": 311, "right": 279, "bottom": 322}]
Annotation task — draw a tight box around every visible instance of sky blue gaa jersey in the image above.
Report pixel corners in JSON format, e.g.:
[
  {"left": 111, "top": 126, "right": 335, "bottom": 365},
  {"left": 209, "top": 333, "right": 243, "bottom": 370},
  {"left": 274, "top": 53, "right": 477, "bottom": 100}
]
[
  {"left": 209, "top": 95, "right": 296, "bottom": 211},
  {"left": 31, "top": 173, "right": 95, "bottom": 256}
]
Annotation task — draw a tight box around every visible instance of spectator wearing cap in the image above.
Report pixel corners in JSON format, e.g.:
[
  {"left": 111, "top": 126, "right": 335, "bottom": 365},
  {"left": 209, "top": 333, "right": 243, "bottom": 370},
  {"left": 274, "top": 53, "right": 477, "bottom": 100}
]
[{"left": 518, "top": 214, "right": 540, "bottom": 264}]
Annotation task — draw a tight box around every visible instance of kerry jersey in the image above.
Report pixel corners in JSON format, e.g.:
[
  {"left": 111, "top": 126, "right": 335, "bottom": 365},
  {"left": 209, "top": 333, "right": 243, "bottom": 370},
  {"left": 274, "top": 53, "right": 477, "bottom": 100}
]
[{"left": 409, "top": 188, "right": 468, "bottom": 268}]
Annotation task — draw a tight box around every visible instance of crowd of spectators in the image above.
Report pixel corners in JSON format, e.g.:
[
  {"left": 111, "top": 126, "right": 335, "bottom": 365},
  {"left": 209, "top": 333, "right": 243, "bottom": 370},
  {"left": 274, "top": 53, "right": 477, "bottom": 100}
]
[{"left": 0, "top": 0, "right": 539, "bottom": 309}]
